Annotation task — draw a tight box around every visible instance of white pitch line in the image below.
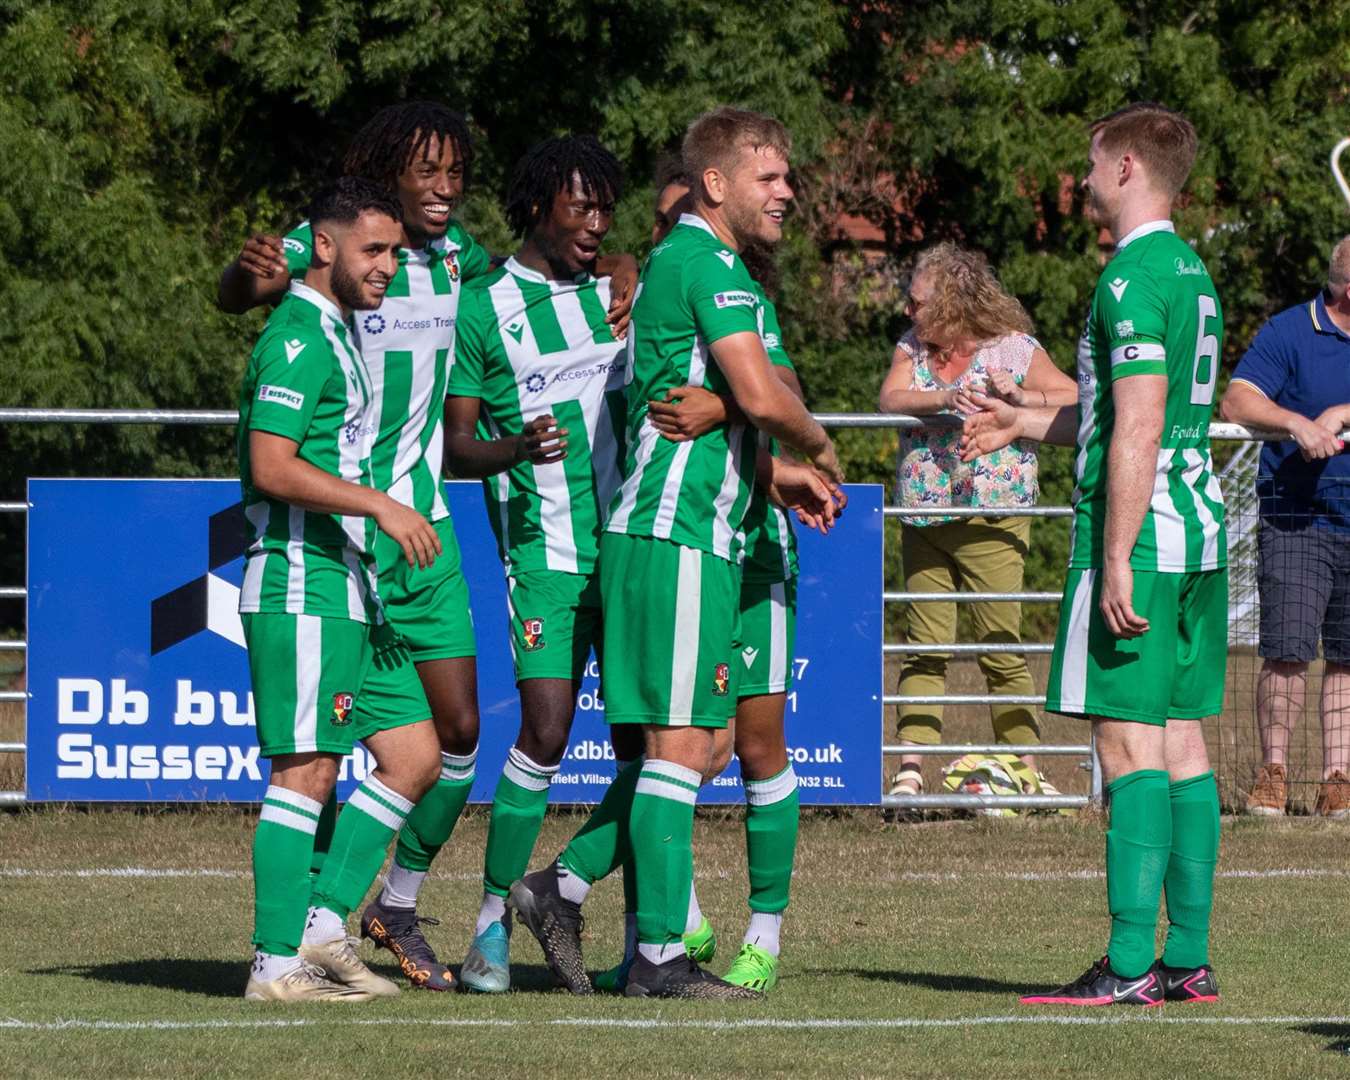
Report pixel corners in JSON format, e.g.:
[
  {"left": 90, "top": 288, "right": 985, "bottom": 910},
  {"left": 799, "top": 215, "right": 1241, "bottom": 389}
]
[
  {"left": 1, "top": 867, "right": 1347, "bottom": 883},
  {"left": 1, "top": 1015, "right": 1348, "bottom": 1034},
  {"left": 0, "top": 868, "right": 479, "bottom": 882}
]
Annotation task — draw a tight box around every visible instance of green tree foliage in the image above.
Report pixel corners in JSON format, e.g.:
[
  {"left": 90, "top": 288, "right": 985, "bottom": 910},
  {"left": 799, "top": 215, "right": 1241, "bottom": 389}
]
[{"left": 4, "top": 1, "right": 1350, "bottom": 635}]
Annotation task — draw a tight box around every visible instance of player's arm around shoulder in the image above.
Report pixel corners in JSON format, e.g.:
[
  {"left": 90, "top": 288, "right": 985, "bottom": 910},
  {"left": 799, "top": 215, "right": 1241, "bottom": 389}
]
[{"left": 218, "top": 223, "right": 309, "bottom": 314}]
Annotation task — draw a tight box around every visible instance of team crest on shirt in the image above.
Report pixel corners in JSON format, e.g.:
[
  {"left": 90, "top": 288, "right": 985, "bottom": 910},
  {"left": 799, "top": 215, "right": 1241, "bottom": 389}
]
[
  {"left": 522, "top": 617, "right": 546, "bottom": 651},
  {"left": 331, "top": 692, "right": 354, "bottom": 726},
  {"left": 446, "top": 252, "right": 460, "bottom": 281},
  {"left": 711, "top": 662, "right": 731, "bottom": 696}
]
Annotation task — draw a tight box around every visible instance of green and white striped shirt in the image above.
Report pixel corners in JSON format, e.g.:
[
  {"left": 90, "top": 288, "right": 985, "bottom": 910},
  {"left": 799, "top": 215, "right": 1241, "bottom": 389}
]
[
  {"left": 741, "top": 287, "right": 799, "bottom": 585},
  {"left": 448, "top": 258, "right": 627, "bottom": 575},
  {"left": 284, "top": 220, "right": 491, "bottom": 540},
  {"left": 237, "top": 282, "right": 381, "bottom": 622},
  {"left": 606, "top": 214, "right": 761, "bottom": 562},
  {"left": 1071, "top": 220, "right": 1227, "bottom": 572}
]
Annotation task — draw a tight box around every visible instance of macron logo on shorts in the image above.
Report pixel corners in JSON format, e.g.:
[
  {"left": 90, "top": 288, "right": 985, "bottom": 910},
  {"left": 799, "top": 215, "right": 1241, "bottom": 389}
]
[
  {"left": 714, "top": 291, "right": 756, "bottom": 309},
  {"left": 257, "top": 384, "right": 305, "bottom": 410}
]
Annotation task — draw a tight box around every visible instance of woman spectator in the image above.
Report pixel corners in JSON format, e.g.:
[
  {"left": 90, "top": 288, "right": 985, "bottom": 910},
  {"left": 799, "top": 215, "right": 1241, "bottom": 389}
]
[{"left": 878, "top": 243, "right": 1077, "bottom": 801}]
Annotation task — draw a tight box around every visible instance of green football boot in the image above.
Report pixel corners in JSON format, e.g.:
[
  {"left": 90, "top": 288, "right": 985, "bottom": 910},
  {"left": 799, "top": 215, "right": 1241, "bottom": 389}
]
[
  {"left": 683, "top": 916, "right": 717, "bottom": 963},
  {"left": 593, "top": 953, "right": 635, "bottom": 994},
  {"left": 723, "top": 942, "right": 778, "bottom": 992}
]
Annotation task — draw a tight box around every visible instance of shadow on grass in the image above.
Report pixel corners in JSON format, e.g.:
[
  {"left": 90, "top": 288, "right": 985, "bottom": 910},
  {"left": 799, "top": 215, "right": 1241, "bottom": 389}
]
[
  {"left": 1296, "top": 1023, "right": 1350, "bottom": 1055},
  {"left": 803, "top": 967, "right": 1042, "bottom": 996},
  {"left": 27, "top": 956, "right": 571, "bottom": 998},
  {"left": 26, "top": 958, "right": 251, "bottom": 998}
]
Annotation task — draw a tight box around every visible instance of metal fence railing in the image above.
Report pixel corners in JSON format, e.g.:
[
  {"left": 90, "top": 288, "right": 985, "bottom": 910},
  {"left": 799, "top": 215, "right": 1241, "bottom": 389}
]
[{"left": 0, "top": 408, "right": 1294, "bottom": 813}]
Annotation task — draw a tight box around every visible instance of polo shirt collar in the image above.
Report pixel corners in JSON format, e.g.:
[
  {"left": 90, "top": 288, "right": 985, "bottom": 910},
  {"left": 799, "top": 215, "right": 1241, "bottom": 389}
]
[
  {"left": 678, "top": 212, "right": 717, "bottom": 237},
  {"left": 288, "top": 280, "right": 345, "bottom": 325},
  {"left": 1116, "top": 219, "right": 1175, "bottom": 250},
  {"left": 505, "top": 255, "right": 592, "bottom": 287},
  {"left": 1311, "top": 292, "right": 1350, "bottom": 342}
]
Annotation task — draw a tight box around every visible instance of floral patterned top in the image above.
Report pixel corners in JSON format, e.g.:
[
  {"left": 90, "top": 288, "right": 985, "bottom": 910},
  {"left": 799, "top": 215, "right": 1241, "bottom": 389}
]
[{"left": 895, "top": 329, "right": 1041, "bottom": 527}]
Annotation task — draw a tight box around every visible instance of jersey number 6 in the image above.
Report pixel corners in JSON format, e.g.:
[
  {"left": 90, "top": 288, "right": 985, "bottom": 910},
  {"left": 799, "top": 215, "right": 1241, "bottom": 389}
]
[{"left": 1190, "top": 294, "right": 1220, "bottom": 406}]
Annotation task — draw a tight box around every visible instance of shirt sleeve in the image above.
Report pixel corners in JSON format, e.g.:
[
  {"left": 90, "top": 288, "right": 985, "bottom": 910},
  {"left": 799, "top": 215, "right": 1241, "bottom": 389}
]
[
  {"left": 684, "top": 248, "right": 762, "bottom": 346},
  {"left": 1229, "top": 317, "right": 1289, "bottom": 401},
  {"left": 446, "top": 287, "right": 488, "bottom": 397},
  {"left": 246, "top": 327, "right": 331, "bottom": 442},
  {"left": 281, "top": 222, "right": 313, "bottom": 278},
  {"left": 455, "top": 227, "right": 493, "bottom": 283},
  {"left": 1098, "top": 273, "right": 1168, "bottom": 380},
  {"left": 760, "top": 297, "right": 795, "bottom": 371}
]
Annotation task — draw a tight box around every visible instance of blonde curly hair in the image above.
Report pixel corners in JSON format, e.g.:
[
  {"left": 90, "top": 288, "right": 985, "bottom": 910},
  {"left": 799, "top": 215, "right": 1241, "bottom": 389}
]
[{"left": 911, "top": 242, "right": 1033, "bottom": 349}]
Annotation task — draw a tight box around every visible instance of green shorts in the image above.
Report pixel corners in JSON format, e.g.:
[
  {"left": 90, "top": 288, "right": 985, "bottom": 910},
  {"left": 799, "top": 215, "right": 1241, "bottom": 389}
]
[
  {"left": 506, "top": 569, "right": 603, "bottom": 683},
  {"left": 738, "top": 578, "right": 797, "bottom": 697},
  {"left": 243, "top": 612, "right": 430, "bottom": 758},
  {"left": 1045, "top": 567, "right": 1228, "bottom": 726},
  {"left": 599, "top": 532, "right": 741, "bottom": 728},
  {"left": 374, "top": 515, "right": 476, "bottom": 663}
]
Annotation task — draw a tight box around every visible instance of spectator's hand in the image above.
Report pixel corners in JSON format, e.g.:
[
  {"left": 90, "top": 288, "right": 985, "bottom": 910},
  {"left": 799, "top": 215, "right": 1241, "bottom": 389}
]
[
  {"left": 517, "top": 414, "right": 568, "bottom": 464},
  {"left": 647, "top": 387, "right": 727, "bottom": 441},
  {"left": 375, "top": 498, "right": 442, "bottom": 569},
  {"left": 986, "top": 369, "right": 1027, "bottom": 406},
  {"left": 1100, "top": 558, "right": 1149, "bottom": 638},
  {"left": 605, "top": 254, "right": 640, "bottom": 340},
  {"left": 765, "top": 458, "right": 847, "bottom": 534},
  {"left": 1293, "top": 414, "right": 1343, "bottom": 461},
  {"left": 959, "top": 392, "right": 1023, "bottom": 461},
  {"left": 237, "top": 234, "right": 289, "bottom": 280},
  {"left": 949, "top": 380, "right": 989, "bottom": 415}
]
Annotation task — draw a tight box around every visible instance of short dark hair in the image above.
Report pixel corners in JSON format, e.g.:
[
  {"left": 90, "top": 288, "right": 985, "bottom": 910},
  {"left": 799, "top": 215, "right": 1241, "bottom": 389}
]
[
  {"left": 1091, "top": 102, "right": 1198, "bottom": 198},
  {"left": 343, "top": 101, "right": 475, "bottom": 192},
  {"left": 504, "top": 135, "right": 624, "bottom": 237},
  {"left": 653, "top": 151, "right": 689, "bottom": 194},
  {"left": 306, "top": 176, "right": 403, "bottom": 232}
]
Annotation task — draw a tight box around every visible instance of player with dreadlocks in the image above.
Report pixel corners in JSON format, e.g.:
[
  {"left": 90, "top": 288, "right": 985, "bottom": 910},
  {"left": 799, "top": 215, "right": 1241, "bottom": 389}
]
[
  {"left": 218, "top": 103, "right": 637, "bottom": 993},
  {"left": 443, "top": 134, "right": 648, "bottom": 992},
  {"left": 508, "top": 109, "right": 843, "bottom": 1001}
]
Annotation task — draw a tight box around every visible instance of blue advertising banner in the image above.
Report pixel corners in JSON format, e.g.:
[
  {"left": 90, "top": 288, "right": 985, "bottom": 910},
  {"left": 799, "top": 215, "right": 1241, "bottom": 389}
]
[{"left": 26, "top": 479, "right": 882, "bottom": 804}]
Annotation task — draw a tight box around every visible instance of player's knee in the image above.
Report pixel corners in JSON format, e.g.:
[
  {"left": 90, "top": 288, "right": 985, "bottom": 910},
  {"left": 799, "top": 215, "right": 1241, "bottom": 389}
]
[
  {"left": 407, "top": 751, "right": 442, "bottom": 798},
  {"left": 516, "top": 725, "right": 569, "bottom": 768},
  {"left": 705, "top": 731, "right": 735, "bottom": 781}
]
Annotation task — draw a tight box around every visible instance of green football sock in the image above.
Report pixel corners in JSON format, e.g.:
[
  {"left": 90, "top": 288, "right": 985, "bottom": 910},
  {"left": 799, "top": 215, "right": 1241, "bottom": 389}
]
[
  {"left": 308, "top": 791, "right": 338, "bottom": 882},
  {"left": 744, "top": 766, "right": 799, "bottom": 914},
  {"left": 558, "top": 756, "right": 643, "bottom": 884},
  {"left": 392, "top": 750, "right": 475, "bottom": 874},
  {"left": 483, "top": 748, "right": 560, "bottom": 897},
  {"left": 1105, "top": 769, "right": 1172, "bottom": 979},
  {"left": 253, "top": 784, "right": 325, "bottom": 956},
  {"left": 311, "top": 775, "right": 414, "bottom": 921},
  {"left": 631, "top": 759, "right": 700, "bottom": 960},
  {"left": 1161, "top": 771, "right": 1220, "bottom": 970},
  {"left": 616, "top": 758, "right": 640, "bottom": 916}
]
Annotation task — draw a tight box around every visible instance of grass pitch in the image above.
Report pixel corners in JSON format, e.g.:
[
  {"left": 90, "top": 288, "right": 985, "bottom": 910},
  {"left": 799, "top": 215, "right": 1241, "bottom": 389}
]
[{"left": 1, "top": 808, "right": 1348, "bottom": 1079}]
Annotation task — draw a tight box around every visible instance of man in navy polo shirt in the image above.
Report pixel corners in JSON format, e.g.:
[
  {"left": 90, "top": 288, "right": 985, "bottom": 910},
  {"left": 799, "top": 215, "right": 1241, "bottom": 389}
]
[{"left": 1220, "top": 237, "right": 1350, "bottom": 818}]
